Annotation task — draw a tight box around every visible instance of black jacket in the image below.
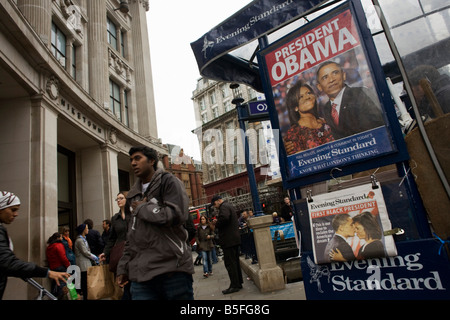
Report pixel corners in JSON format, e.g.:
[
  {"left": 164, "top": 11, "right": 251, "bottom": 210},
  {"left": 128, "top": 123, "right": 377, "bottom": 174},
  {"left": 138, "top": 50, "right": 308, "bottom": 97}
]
[
  {"left": 323, "top": 234, "right": 355, "bottom": 263},
  {"left": 0, "top": 224, "right": 48, "bottom": 299},
  {"left": 320, "top": 86, "right": 385, "bottom": 139},
  {"left": 215, "top": 201, "right": 241, "bottom": 248},
  {"left": 103, "top": 211, "right": 129, "bottom": 261}
]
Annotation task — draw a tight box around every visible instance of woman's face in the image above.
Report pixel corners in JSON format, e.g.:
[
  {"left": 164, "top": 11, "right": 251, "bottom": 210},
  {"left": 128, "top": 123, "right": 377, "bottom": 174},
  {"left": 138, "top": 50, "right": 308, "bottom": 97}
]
[
  {"left": 200, "top": 216, "right": 207, "bottom": 225},
  {"left": 116, "top": 193, "right": 126, "bottom": 208},
  {"left": 354, "top": 222, "right": 367, "bottom": 240},
  {"left": 297, "top": 86, "right": 316, "bottom": 113}
]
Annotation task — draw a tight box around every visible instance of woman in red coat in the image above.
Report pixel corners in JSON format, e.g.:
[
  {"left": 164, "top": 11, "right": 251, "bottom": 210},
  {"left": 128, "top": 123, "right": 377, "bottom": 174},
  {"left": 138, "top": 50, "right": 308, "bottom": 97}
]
[{"left": 46, "top": 232, "right": 70, "bottom": 298}]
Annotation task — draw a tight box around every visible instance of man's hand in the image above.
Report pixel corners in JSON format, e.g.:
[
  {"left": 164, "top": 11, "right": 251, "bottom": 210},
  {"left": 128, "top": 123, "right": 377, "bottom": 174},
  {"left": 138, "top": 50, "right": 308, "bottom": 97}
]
[
  {"left": 116, "top": 274, "right": 129, "bottom": 288},
  {"left": 131, "top": 197, "right": 147, "bottom": 212},
  {"left": 48, "top": 270, "right": 70, "bottom": 286}
]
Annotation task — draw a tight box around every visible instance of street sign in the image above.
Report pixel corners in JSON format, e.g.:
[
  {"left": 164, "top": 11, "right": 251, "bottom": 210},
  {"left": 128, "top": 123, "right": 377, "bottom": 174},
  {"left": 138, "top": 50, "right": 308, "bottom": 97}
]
[{"left": 248, "top": 100, "right": 269, "bottom": 118}]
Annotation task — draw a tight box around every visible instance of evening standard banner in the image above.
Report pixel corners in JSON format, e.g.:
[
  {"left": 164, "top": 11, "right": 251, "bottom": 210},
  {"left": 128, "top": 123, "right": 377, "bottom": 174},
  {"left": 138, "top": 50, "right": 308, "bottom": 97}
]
[
  {"left": 307, "top": 183, "right": 397, "bottom": 264},
  {"left": 261, "top": 5, "right": 395, "bottom": 180},
  {"left": 191, "top": 0, "right": 325, "bottom": 91}
]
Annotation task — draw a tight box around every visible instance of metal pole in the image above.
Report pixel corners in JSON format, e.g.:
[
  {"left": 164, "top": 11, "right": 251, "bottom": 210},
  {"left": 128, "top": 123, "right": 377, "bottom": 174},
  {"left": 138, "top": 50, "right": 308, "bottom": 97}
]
[{"left": 231, "top": 85, "right": 264, "bottom": 216}]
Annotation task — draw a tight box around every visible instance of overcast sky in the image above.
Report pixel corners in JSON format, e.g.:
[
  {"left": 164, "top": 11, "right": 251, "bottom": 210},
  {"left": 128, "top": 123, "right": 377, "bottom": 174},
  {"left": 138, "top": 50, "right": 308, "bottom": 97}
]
[{"left": 146, "top": 1, "right": 252, "bottom": 160}]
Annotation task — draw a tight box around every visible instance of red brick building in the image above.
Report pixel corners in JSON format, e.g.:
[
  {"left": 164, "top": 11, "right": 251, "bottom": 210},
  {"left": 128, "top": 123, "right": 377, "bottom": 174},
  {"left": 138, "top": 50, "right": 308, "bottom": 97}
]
[{"left": 162, "top": 145, "right": 205, "bottom": 207}]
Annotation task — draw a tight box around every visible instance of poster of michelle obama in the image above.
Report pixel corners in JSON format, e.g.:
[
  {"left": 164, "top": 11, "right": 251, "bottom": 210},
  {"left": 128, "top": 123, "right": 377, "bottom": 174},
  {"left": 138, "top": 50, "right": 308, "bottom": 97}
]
[{"left": 258, "top": 1, "right": 402, "bottom": 182}]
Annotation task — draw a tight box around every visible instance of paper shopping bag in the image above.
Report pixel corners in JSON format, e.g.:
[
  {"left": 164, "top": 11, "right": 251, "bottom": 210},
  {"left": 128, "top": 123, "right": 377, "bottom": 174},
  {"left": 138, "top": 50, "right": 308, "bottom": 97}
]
[{"left": 87, "top": 264, "right": 114, "bottom": 300}]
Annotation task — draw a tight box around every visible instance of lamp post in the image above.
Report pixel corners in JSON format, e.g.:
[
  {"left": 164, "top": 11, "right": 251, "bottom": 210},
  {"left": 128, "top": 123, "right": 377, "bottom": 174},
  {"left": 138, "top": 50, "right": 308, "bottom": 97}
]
[{"left": 230, "top": 83, "right": 264, "bottom": 216}]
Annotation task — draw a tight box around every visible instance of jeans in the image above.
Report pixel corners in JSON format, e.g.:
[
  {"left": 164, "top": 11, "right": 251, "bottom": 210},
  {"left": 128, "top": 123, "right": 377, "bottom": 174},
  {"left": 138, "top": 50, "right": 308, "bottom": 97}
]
[
  {"left": 211, "top": 246, "right": 218, "bottom": 263},
  {"left": 130, "top": 272, "right": 194, "bottom": 300},
  {"left": 201, "top": 250, "right": 212, "bottom": 274}
]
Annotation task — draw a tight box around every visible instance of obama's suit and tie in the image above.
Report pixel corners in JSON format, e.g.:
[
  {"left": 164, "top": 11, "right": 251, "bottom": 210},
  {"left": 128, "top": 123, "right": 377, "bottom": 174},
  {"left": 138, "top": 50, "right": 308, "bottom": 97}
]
[{"left": 320, "top": 85, "right": 385, "bottom": 140}]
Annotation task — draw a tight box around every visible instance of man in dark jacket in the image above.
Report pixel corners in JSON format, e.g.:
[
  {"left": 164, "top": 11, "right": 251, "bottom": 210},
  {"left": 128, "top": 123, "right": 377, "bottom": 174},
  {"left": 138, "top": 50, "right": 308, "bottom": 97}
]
[
  {"left": 116, "top": 146, "right": 194, "bottom": 300},
  {"left": 323, "top": 214, "right": 356, "bottom": 263},
  {"left": 316, "top": 61, "right": 385, "bottom": 140},
  {"left": 211, "top": 195, "right": 243, "bottom": 294},
  {"left": 84, "top": 218, "right": 104, "bottom": 256},
  {"left": 0, "top": 191, "right": 69, "bottom": 299}
]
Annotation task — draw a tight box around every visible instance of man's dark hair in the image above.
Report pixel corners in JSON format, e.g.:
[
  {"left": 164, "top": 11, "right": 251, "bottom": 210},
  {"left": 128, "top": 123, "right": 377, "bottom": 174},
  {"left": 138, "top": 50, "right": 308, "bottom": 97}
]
[
  {"left": 316, "top": 60, "right": 343, "bottom": 79},
  {"left": 129, "top": 145, "right": 159, "bottom": 170},
  {"left": 352, "top": 211, "right": 382, "bottom": 240},
  {"left": 103, "top": 219, "right": 111, "bottom": 228},
  {"left": 83, "top": 218, "right": 93, "bottom": 229},
  {"left": 285, "top": 80, "right": 319, "bottom": 125},
  {"left": 331, "top": 213, "right": 350, "bottom": 232}
]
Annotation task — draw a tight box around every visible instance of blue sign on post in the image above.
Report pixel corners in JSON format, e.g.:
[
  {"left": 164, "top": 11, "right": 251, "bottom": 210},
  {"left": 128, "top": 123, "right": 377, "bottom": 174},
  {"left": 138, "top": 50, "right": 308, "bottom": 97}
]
[{"left": 248, "top": 100, "right": 269, "bottom": 117}]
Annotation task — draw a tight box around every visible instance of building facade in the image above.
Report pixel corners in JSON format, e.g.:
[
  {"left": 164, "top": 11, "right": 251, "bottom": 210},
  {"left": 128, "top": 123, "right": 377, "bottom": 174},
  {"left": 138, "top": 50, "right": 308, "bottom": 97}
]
[
  {"left": 0, "top": 0, "right": 164, "bottom": 299},
  {"left": 192, "top": 78, "right": 284, "bottom": 211}
]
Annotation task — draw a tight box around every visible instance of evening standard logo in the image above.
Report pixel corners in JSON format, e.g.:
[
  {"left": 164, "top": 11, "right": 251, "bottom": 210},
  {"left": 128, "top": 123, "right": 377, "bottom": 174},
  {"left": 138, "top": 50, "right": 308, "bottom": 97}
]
[
  {"left": 202, "top": 0, "right": 295, "bottom": 59},
  {"left": 201, "top": 36, "right": 214, "bottom": 59},
  {"left": 306, "top": 253, "right": 446, "bottom": 294},
  {"left": 309, "top": 192, "right": 373, "bottom": 211}
]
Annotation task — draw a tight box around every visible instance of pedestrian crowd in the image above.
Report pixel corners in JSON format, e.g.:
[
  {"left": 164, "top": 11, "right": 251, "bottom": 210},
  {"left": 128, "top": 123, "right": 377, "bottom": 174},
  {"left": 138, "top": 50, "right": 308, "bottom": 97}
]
[{"left": 1, "top": 145, "right": 294, "bottom": 300}]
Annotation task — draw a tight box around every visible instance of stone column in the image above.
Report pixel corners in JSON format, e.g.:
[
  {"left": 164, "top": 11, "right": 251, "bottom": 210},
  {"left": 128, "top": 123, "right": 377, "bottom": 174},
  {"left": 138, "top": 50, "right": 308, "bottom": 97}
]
[
  {"left": 87, "top": 0, "right": 108, "bottom": 108},
  {"left": 129, "top": 0, "right": 158, "bottom": 138},
  {"left": 17, "top": 0, "right": 51, "bottom": 45},
  {"left": 29, "top": 97, "right": 59, "bottom": 265},
  {"left": 101, "top": 145, "right": 119, "bottom": 216},
  {"left": 245, "top": 215, "right": 285, "bottom": 292},
  {"left": 79, "top": 145, "right": 118, "bottom": 228}
]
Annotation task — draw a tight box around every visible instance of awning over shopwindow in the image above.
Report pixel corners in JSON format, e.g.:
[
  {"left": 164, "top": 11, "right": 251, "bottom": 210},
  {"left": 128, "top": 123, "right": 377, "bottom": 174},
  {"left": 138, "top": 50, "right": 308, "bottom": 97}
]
[{"left": 190, "top": 0, "right": 327, "bottom": 92}]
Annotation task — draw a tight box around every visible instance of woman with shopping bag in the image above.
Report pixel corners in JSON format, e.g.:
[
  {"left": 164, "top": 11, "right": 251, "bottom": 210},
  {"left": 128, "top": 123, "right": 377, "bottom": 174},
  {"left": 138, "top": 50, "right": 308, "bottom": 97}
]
[
  {"left": 99, "top": 191, "right": 130, "bottom": 299},
  {"left": 74, "top": 223, "right": 99, "bottom": 300}
]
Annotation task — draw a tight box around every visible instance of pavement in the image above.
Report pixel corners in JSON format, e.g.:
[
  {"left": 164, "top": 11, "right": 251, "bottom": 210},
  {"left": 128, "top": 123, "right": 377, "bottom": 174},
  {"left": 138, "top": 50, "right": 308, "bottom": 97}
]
[{"left": 192, "top": 252, "right": 307, "bottom": 300}]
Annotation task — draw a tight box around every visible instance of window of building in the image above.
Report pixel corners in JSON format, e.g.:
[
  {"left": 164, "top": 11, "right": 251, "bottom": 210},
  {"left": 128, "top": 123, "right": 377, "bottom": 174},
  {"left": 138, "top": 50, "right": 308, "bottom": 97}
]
[
  {"left": 109, "top": 79, "right": 121, "bottom": 121},
  {"left": 201, "top": 113, "right": 208, "bottom": 124},
  {"left": 71, "top": 45, "right": 77, "bottom": 79},
  {"left": 199, "top": 96, "right": 206, "bottom": 111},
  {"left": 220, "top": 165, "right": 227, "bottom": 179},
  {"left": 221, "top": 84, "right": 229, "bottom": 98},
  {"left": 51, "top": 22, "right": 66, "bottom": 67},
  {"left": 212, "top": 106, "right": 219, "bottom": 118},
  {"left": 208, "top": 167, "right": 217, "bottom": 181},
  {"left": 224, "top": 100, "right": 233, "bottom": 112},
  {"left": 124, "top": 90, "right": 130, "bottom": 127},
  {"left": 120, "top": 30, "right": 126, "bottom": 57},
  {"left": 209, "top": 91, "right": 216, "bottom": 105},
  {"left": 107, "top": 17, "right": 118, "bottom": 51}
]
